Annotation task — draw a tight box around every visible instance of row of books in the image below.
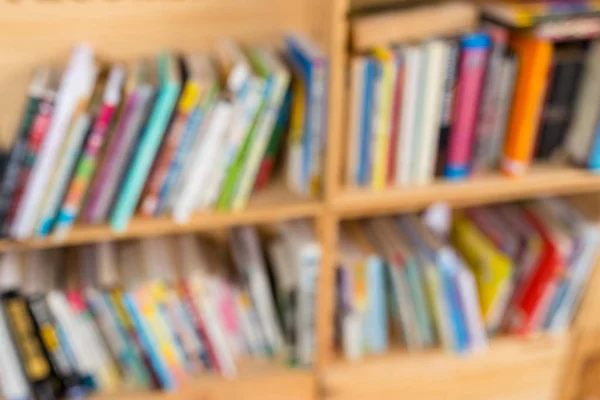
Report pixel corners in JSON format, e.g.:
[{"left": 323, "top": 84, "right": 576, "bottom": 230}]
[
  {"left": 335, "top": 199, "right": 599, "bottom": 360},
  {"left": 0, "top": 220, "right": 321, "bottom": 399},
  {"left": 346, "top": 23, "right": 600, "bottom": 189},
  {"left": 0, "top": 33, "right": 328, "bottom": 240}
]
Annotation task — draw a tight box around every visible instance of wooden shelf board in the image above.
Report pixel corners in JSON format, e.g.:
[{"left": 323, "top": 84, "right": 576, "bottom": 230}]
[
  {"left": 333, "top": 165, "right": 600, "bottom": 218},
  {"left": 90, "top": 359, "right": 315, "bottom": 400},
  {"left": 0, "top": 182, "right": 322, "bottom": 252},
  {"left": 322, "top": 334, "right": 569, "bottom": 400}
]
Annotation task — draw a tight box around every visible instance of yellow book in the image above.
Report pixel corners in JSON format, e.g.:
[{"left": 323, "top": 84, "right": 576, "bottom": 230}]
[
  {"left": 371, "top": 48, "right": 396, "bottom": 190},
  {"left": 451, "top": 213, "right": 513, "bottom": 331},
  {"left": 287, "top": 79, "right": 306, "bottom": 193}
]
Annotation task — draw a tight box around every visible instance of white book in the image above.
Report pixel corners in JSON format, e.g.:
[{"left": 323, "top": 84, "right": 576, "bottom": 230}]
[
  {"left": 395, "top": 46, "right": 421, "bottom": 186},
  {"left": 342, "top": 310, "right": 363, "bottom": 361},
  {"left": 455, "top": 260, "right": 488, "bottom": 353},
  {"left": 567, "top": 39, "right": 600, "bottom": 164},
  {"left": 11, "top": 45, "right": 95, "bottom": 239},
  {"left": 35, "top": 64, "right": 98, "bottom": 236},
  {"left": 172, "top": 101, "right": 233, "bottom": 223},
  {"left": 414, "top": 41, "right": 448, "bottom": 185},
  {"left": 232, "top": 50, "right": 291, "bottom": 210},
  {"left": 198, "top": 42, "right": 263, "bottom": 209},
  {"left": 232, "top": 286, "right": 264, "bottom": 356},
  {"left": 229, "top": 227, "right": 285, "bottom": 355},
  {"left": 279, "top": 220, "right": 321, "bottom": 366},
  {"left": 346, "top": 57, "right": 366, "bottom": 186},
  {"left": 0, "top": 305, "right": 31, "bottom": 400}
]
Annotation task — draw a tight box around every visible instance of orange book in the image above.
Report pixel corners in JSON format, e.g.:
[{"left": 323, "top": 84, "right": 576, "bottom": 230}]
[{"left": 501, "top": 35, "right": 552, "bottom": 177}]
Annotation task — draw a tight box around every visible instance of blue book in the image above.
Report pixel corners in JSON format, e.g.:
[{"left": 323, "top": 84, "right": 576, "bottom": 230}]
[
  {"left": 589, "top": 118, "right": 600, "bottom": 171},
  {"left": 111, "top": 53, "right": 181, "bottom": 232},
  {"left": 122, "top": 292, "right": 175, "bottom": 390},
  {"left": 438, "top": 250, "right": 470, "bottom": 353},
  {"left": 285, "top": 33, "right": 328, "bottom": 195},
  {"left": 358, "top": 58, "right": 376, "bottom": 185},
  {"left": 365, "top": 254, "right": 388, "bottom": 353}
]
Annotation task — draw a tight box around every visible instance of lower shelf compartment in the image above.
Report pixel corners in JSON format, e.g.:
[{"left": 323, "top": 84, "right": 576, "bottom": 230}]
[
  {"left": 90, "top": 360, "right": 316, "bottom": 400},
  {"left": 321, "top": 335, "right": 569, "bottom": 400}
]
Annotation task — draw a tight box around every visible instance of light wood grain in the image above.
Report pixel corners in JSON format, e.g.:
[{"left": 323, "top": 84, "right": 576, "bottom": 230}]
[
  {"left": 322, "top": 335, "right": 568, "bottom": 400},
  {"left": 90, "top": 359, "right": 315, "bottom": 400},
  {"left": 0, "top": 180, "right": 323, "bottom": 252},
  {"left": 334, "top": 165, "right": 600, "bottom": 218}
]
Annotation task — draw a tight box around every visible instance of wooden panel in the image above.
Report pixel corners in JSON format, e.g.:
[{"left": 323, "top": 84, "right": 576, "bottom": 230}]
[
  {"left": 334, "top": 165, "right": 600, "bottom": 218},
  {"left": 90, "top": 360, "right": 316, "bottom": 400},
  {"left": 0, "top": 179, "right": 323, "bottom": 252},
  {"left": 0, "top": 0, "right": 310, "bottom": 144},
  {"left": 322, "top": 336, "right": 568, "bottom": 400}
]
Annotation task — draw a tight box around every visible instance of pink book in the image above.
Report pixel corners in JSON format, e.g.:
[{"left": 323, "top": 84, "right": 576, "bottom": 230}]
[
  {"left": 386, "top": 53, "right": 404, "bottom": 185},
  {"left": 444, "top": 33, "right": 491, "bottom": 180}
]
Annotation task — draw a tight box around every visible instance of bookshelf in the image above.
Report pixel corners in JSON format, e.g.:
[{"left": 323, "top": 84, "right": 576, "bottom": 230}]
[{"left": 1, "top": 0, "right": 599, "bottom": 399}]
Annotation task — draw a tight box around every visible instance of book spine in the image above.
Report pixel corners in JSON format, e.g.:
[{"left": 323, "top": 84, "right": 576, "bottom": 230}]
[
  {"left": 53, "top": 101, "right": 120, "bottom": 238},
  {"left": 367, "top": 61, "right": 383, "bottom": 188},
  {"left": 0, "top": 95, "right": 42, "bottom": 236},
  {"left": 366, "top": 256, "right": 387, "bottom": 353},
  {"left": 231, "top": 70, "right": 291, "bottom": 211},
  {"left": 472, "top": 25, "right": 509, "bottom": 173},
  {"left": 415, "top": 40, "right": 448, "bottom": 185},
  {"left": 386, "top": 54, "right": 404, "bottom": 185},
  {"left": 0, "top": 303, "right": 32, "bottom": 400},
  {"left": 502, "top": 37, "right": 553, "bottom": 176},
  {"left": 357, "top": 59, "right": 376, "bottom": 186},
  {"left": 172, "top": 102, "right": 233, "bottom": 223},
  {"left": 437, "top": 41, "right": 459, "bottom": 173},
  {"left": 122, "top": 291, "right": 176, "bottom": 390},
  {"left": 445, "top": 33, "right": 491, "bottom": 180},
  {"left": 11, "top": 46, "right": 94, "bottom": 240},
  {"left": 111, "top": 81, "right": 180, "bottom": 233},
  {"left": 36, "top": 114, "right": 92, "bottom": 237},
  {"left": 141, "top": 81, "right": 200, "bottom": 216},
  {"left": 371, "top": 50, "right": 395, "bottom": 190},
  {"left": 346, "top": 58, "right": 365, "bottom": 186},
  {"left": 2, "top": 293, "right": 57, "bottom": 400},
  {"left": 254, "top": 88, "right": 293, "bottom": 190},
  {"left": 395, "top": 47, "right": 421, "bottom": 186},
  {"left": 83, "top": 92, "right": 138, "bottom": 224},
  {"left": 4, "top": 99, "right": 54, "bottom": 236}
]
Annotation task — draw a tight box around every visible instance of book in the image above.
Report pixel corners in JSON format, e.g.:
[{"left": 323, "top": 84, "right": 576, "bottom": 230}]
[
  {"left": 351, "top": 1, "right": 478, "bottom": 52},
  {"left": 502, "top": 35, "right": 553, "bottom": 177},
  {"left": 139, "top": 56, "right": 202, "bottom": 217},
  {"left": 482, "top": 1, "right": 600, "bottom": 28},
  {"left": 171, "top": 101, "right": 233, "bottom": 223},
  {"left": 10, "top": 45, "right": 95, "bottom": 239},
  {"left": 111, "top": 53, "right": 181, "bottom": 232},
  {"left": 472, "top": 24, "right": 509, "bottom": 173},
  {"left": 358, "top": 58, "right": 378, "bottom": 186},
  {"left": 371, "top": 48, "right": 396, "bottom": 190},
  {"left": 83, "top": 61, "right": 157, "bottom": 224},
  {"left": 444, "top": 33, "right": 491, "bottom": 180},
  {"left": 231, "top": 50, "right": 291, "bottom": 210},
  {"left": 0, "top": 68, "right": 51, "bottom": 238},
  {"left": 386, "top": 52, "right": 404, "bottom": 185},
  {"left": 395, "top": 46, "right": 421, "bottom": 186},
  {"left": 413, "top": 40, "right": 448, "bottom": 185},
  {"left": 566, "top": 39, "right": 600, "bottom": 166},
  {"left": 285, "top": 34, "right": 329, "bottom": 197},
  {"left": 536, "top": 44, "right": 585, "bottom": 160},
  {"left": 53, "top": 65, "right": 125, "bottom": 239},
  {"left": 35, "top": 64, "right": 98, "bottom": 236}
]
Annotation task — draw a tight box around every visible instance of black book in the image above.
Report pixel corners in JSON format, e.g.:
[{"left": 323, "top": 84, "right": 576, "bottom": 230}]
[{"left": 536, "top": 43, "right": 585, "bottom": 160}]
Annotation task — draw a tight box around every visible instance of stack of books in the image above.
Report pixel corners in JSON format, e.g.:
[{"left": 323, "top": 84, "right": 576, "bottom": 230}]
[
  {"left": 335, "top": 198, "right": 599, "bottom": 360},
  {"left": 0, "top": 33, "right": 328, "bottom": 240},
  {"left": 0, "top": 220, "right": 321, "bottom": 399},
  {"left": 347, "top": 2, "right": 600, "bottom": 190}
]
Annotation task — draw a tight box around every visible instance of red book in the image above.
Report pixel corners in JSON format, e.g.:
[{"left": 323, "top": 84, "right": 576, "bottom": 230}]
[
  {"left": 505, "top": 207, "right": 564, "bottom": 334},
  {"left": 386, "top": 55, "right": 405, "bottom": 184},
  {"left": 178, "top": 281, "right": 219, "bottom": 372}
]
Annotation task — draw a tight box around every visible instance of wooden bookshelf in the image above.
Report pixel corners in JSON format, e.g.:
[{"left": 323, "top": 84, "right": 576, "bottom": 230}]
[
  {"left": 333, "top": 165, "right": 600, "bottom": 218},
  {"left": 322, "top": 335, "right": 569, "bottom": 400},
  {"left": 90, "top": 360, "right": 315, "bottom": 400},
  {"left": 2, "top": 0, "right": 600, "bottom": 399},
  {"left": 0, "top": 180, "right": 323, "bottom": 253}
]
